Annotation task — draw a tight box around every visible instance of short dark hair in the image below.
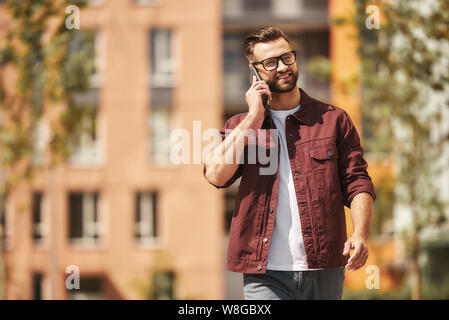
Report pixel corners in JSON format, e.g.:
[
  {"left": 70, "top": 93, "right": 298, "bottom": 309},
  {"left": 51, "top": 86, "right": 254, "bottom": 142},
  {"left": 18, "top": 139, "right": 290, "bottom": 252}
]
[{"left": 243, "top": 26, "right": 291, "bottom": 61}]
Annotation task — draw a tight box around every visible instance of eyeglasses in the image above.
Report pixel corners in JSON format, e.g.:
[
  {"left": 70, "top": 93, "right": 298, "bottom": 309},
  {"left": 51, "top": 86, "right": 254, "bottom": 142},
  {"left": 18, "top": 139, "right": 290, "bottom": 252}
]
[{"left": 252, "top": 50, "right": 297, "bottom": 72}]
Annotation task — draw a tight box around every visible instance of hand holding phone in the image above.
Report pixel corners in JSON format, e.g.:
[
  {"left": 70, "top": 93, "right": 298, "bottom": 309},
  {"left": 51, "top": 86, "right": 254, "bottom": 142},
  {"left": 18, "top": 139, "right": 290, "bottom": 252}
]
[{"left": 250, "top": 65, "right": 269, "bottom": 109}]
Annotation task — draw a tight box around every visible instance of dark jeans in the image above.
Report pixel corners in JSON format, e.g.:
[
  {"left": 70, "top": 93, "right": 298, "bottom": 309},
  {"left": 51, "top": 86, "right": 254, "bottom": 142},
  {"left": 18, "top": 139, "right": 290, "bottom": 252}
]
[{"left": 243, "top": 268, "right": 346, "bottom": 300}]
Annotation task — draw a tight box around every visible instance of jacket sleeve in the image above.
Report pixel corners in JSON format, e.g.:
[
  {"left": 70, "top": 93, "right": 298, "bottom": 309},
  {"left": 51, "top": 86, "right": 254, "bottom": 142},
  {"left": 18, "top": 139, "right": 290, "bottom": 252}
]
[
  {"left": 202, "top": 117, "right": 244, "bottom": 189},
  {"left": 337, "top": 110, "right": 376, "bottom": 208}
]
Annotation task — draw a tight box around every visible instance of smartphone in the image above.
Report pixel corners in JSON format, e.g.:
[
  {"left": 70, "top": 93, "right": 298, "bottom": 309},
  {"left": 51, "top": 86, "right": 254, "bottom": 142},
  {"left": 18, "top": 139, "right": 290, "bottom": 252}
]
[{"left": 250, "top": 65, "right": 269, "bottom": 109}]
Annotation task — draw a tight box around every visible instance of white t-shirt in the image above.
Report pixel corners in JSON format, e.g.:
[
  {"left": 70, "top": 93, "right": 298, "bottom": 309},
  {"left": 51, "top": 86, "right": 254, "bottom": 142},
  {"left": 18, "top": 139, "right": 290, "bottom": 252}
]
[{"left": 266, "top": 105, "right": 310, "bottom": 271}]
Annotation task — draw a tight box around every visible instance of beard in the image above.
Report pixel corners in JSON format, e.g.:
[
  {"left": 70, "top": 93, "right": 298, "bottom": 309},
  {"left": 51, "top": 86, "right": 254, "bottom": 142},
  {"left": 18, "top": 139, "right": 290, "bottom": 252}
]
[{"left": 266, "top": 69, "right": 299, "bottom": 93}]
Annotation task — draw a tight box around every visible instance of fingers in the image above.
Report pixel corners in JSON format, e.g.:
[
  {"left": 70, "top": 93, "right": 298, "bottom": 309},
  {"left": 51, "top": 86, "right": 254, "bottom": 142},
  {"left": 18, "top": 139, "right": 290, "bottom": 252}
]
[
  {"left": 347, "top": 243, "right": 362, "bottom": 265},
  {"left": 352, "top": 251, "right": 368, "bottom": 270},
  {"left": 357, "top": 250, "right": 369, "bottom": 270},
  {"left": 346, "top": 241, "right": 369, "bottom": 271},
  {"left": 251, "top": 81, "right": 272, "bottom": 101},
  {"left": 348, "top": 249, "right": 368, "bottom": 271},
  {"left": 256, "top": 88, "right": 272, "bottom": 101},
  {"left": 246, "top": 78, "right": 272, "bottom": 110},
  {"left": 343, "top": 241, "right": 352, "bottom": 257},
  {"left": 251, "top": 80, "right": 266, "bottom": 91}
]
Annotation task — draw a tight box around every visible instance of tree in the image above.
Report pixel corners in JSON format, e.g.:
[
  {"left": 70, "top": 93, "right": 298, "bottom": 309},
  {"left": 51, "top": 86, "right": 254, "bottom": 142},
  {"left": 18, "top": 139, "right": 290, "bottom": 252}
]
[
  {"left": 353, "top": 0, "right": 449, "bottom": 299},
  {"left": 0, "top": 0, "right": 93, "bottom": 298}
]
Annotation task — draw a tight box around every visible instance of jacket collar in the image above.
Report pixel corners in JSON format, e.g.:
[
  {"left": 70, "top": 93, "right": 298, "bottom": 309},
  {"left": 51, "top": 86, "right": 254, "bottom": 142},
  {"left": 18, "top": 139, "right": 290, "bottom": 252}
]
[
  {"left": 257, "top": 87, "right": 315, "bottom": 129},
  {"left": 292, "top": 88, "right": 315, "bottom": 126}
]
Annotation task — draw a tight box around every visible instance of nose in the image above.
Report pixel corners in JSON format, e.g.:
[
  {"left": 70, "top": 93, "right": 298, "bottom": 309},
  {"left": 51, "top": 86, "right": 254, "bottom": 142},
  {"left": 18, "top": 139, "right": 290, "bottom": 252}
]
[{"left": 277, "top": 59, "right": 288, "bottom": 72}]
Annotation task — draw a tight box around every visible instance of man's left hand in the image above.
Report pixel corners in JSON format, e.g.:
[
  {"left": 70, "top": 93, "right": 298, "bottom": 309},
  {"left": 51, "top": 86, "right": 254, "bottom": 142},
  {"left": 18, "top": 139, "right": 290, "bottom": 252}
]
[{"left": 343, "top": 235, "right": 369, "bottom": 271}]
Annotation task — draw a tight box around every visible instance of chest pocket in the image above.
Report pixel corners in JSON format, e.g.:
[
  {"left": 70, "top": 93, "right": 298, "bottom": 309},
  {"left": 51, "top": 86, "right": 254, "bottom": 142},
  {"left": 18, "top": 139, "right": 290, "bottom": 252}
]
[
  {"left": 310, "top": 143, "right": 338, "bottom": 163},
  {"left": 309, "top": 142, "right": 339, "bottom": 190}
]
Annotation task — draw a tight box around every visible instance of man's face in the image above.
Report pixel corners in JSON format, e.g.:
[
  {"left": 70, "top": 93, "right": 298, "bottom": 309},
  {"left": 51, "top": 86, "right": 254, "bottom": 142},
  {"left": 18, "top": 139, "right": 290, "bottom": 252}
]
[{"left": 251, "top": 38, "right": 299, "bottom": 93}]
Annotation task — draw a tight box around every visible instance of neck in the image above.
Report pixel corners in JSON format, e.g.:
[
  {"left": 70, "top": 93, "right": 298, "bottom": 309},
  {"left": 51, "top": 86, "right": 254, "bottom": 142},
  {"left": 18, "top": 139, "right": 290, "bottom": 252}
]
[{"left": 269, "top": 86, "right": 301, "bottom": 110}]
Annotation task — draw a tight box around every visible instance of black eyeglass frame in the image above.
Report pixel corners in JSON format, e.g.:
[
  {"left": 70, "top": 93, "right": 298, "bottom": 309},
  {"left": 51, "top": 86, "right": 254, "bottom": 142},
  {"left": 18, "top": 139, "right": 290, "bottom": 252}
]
[{"left": 251, "top": 50, "right": 297, "bottom": 72}]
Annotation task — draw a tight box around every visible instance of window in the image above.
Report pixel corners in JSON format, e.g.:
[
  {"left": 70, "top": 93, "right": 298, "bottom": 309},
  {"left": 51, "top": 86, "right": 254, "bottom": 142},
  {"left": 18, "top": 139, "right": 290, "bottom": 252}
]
[
  {"left": 92, "top": 31, "right": 105, "bottom": 88},
  {"left": 67, "top": 277, "right": 103, "bottom": 300},
  {"left": 272, "top": 0, "right": 303, "bottom": 17},
  {"left": 32, "top": 273, "right": 44, "bottom": 300},
  {"left": 149, "top": 88, "right": 173, "bottom": 165},
  {"left": 149, "top": 29, "right": 175, "bottom": 165},
  {"left": 66, "top": 30, "right": 103, "bottom": 167},
  {"left": 243, "top": 0, "right": 271, "bottom": 11},
  {"left": 135, "top": 192, "right": 158, "bottom": 244},
  {"left": 134, "top": 0, "right": 161, "bottom": 4},
  {"left": 150, "top": 29, "right": 174, "bottom": 88},
  {"left": 68, "top": 89, "right": 102, "bottom": 166},
  {"left": 31, "top": 119, "right": 50, "bottom": 166},
  {"left": 152, "top": 271, "right": 175, "bottom": 300},
  {"left": 69, "top": 192, "right": 101, "bottom": 246},
  {"left": 223, "top": 33, "right": 247, "bottom": 108},
  {"left": 224, "top": 0, "right": 327, "bottom": 21},
  {"left": 303, "top": 0, "right": 327, "bottom": 10},
  {"left": 32, "top": 192, "right": 47, "bottom": 244},
  {"left": 66, "top": 29, "right": 103, "bottom": 88}
]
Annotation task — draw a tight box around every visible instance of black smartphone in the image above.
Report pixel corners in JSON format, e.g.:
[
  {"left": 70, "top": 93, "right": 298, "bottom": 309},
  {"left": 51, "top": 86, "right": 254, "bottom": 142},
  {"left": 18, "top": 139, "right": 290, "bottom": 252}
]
[{"left": 250, "top": 65, "right": 269, "bottom": 109}]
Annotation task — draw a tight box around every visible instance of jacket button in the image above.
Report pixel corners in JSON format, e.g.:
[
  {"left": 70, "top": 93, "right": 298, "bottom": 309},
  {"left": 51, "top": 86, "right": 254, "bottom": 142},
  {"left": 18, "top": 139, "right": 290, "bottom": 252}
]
[
  {"left": 263, "top": 237, "right": 268, "bottom": 243},
  {"left": 257, "top": 265, "right": 262, "bottom": 271},
  {"left": 269, "top": 207, "right": 274, "bottom": 213},
  {"left": 327, "top": 150, "right": 333, "bottom": 157}
]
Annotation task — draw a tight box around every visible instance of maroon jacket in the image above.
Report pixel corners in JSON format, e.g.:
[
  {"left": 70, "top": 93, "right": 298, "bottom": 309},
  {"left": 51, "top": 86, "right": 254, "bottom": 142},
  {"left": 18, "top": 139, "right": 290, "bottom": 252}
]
[{"left": 204, "top": 88, "right": 376, "bottom": 273}]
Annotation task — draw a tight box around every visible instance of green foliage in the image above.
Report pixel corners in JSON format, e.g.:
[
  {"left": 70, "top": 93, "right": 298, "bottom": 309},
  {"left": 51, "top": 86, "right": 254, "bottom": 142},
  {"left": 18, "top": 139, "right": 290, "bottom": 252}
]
[
  {"left": 354, "top": 0, "right": 449, "bottom": 299},
  {"left": 370, "top": 174, "right": 396, "bottom": 237},
  {"left": 355, "top": 0, "right": 449, "bottom": 229},
  {"left": 49, "top": 29, "right": 98, "bottom": 161},
  {"left": 305, "top": 56, "right": 332, "bottom": 84},
  {"left": 0, "top": 0, "right": 93, "bottom": 179},
  {"left": 0, "top": 0, "right": 92, "bottom": 298}
]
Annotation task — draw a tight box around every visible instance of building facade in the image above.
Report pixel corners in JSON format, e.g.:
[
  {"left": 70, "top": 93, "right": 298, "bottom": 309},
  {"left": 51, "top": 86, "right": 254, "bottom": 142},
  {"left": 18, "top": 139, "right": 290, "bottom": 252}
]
[{"left": 0, "top": 0, "right": 224, "bottom": 299}]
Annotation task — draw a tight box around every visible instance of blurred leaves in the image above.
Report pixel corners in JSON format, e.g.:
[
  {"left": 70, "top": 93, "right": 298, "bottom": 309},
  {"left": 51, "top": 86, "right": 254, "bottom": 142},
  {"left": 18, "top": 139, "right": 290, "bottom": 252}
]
[
  {"left": 370, "top": 173, "right": 396, "bottom": 237},
  {"left": 0, "top": 0, "right": 92, "bottom": 196},
  {"left": 355, "top": 0, "right": 449, "bottom": 220},
  {"left": 329, "top": 16, "right": 348, "bottom": 26},
  {"left": 305, "top": 56, "right": 331, "bottom": 84},
  {"left": 354, "top": 0, "right": 449, "bottom": 299}
]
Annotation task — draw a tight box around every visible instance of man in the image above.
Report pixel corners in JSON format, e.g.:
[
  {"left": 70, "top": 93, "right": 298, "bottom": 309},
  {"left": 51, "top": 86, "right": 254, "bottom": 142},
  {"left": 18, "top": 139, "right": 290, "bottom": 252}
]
[{"left": 203, "top": 26, "right": 375, "bottom": 300}]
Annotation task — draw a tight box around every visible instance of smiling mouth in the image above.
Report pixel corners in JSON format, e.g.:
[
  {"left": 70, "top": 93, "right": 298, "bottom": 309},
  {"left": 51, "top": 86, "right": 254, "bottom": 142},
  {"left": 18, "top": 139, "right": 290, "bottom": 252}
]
[{"left": 276, "top": 72, "right": 292, "bottom": 81}]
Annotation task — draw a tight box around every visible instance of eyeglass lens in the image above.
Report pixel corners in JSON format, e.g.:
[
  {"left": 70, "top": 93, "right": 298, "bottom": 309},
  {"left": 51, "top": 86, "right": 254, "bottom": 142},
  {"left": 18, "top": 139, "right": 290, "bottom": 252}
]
[{"left": 263, "top": 52, "right": 296, "bottom": 71}]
